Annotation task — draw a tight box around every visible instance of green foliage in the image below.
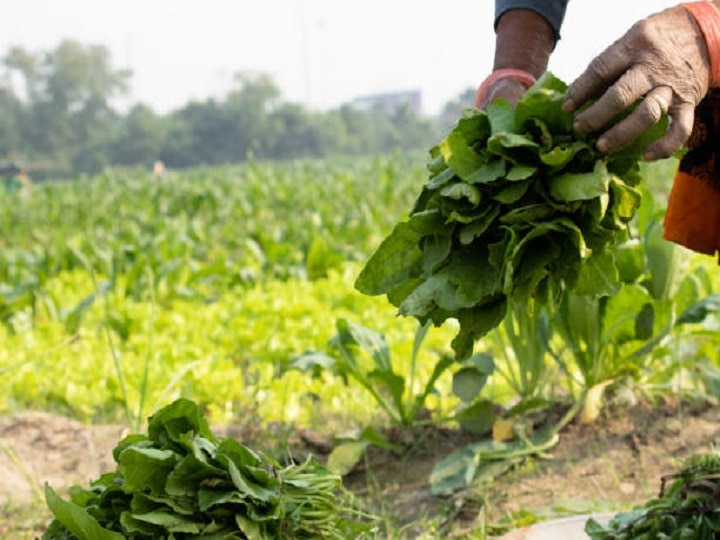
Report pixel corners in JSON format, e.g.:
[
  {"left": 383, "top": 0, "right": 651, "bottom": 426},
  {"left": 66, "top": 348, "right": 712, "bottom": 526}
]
[
  {"left": 290, "top": 319, "right": 454, "bottom": 429},
  {"left": 0, "top": 157, "right": 462, "bottom": 425},
  {"left": 585, "top": 450, "right": 720, "bottom": 539},
  {"left": 43, "top": 398, "right": 372, "bottom": 539},
  {"left": 355, "top": 73, "right": 668, "bottom": 361},
  {"left": 1, "top": 41, "right": 445, "bottom": 176}
]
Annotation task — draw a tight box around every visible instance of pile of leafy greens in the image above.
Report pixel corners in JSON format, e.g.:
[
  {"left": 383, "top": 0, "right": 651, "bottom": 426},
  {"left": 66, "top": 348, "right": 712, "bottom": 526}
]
[
  {"left": 43, "top": 399, "right": 368, "bottom": 539},
  {"left": 355, "top": 73, "right": 667, "bottom": 360},
  {"left": 585, "top": 450, "right": 720, "bottom": 539}
]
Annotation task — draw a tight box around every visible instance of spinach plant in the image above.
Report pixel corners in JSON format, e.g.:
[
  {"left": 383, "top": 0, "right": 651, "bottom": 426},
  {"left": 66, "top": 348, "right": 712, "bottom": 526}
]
[
  {"left": 289, "top": 318, "right": 453, "bottom": 429},
  {"left": 549, "top": 187, "right": 720, "bottom": 422},
  {"left": 355, "top": 73, "right": 668, "bottom": 361},
  {"left": 43, "top": 398, "right": 372, "bottom": 539},
  {"left": 289, "top": 319, "right": 455, "bottom": 475}
]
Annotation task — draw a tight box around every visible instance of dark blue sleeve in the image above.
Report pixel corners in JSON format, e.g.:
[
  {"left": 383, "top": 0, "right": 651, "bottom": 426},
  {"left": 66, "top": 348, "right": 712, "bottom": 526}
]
[{"left": 495, "top": 0, "right": 570, "bottom": 39}]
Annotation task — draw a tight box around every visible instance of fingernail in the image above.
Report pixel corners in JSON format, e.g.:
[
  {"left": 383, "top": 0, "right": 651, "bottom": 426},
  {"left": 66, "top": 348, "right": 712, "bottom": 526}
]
[
  {"left": 562, "top": 98, "right": 575, "bottom": 113},
  {"left": 597, "top": 137, "right": 609, "bottom": 152},
  {"left": 644, "top": 149, "right": 657, "bottom": 161}
]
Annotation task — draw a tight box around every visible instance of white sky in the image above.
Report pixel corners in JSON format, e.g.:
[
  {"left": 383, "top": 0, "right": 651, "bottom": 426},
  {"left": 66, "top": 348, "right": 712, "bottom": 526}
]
[{"left": 1, "top": 1, "right": 679, "bottom": 115}]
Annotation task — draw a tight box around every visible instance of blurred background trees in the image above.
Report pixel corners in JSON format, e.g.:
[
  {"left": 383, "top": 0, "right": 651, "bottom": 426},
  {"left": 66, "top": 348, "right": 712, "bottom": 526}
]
[{"left": 0, "top": 40, "right": 475, "bottom": 179}]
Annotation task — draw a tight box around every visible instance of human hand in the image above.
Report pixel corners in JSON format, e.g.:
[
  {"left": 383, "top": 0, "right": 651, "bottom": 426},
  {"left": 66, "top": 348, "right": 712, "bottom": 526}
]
[
  {"left": 562, "top": 3, "right": 716, "bottom": 160},
  {"left": 475, "top": 68, "right": 537, "bottom": 109},
  {"left": 475, "top": 77, "right": 529, "bottom": 109}
]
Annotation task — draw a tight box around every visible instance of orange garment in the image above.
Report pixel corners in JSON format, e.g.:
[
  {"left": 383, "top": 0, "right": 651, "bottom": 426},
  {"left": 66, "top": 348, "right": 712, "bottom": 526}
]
[{"left": 663, "top": 89, "right": 720, "bottom": 262}]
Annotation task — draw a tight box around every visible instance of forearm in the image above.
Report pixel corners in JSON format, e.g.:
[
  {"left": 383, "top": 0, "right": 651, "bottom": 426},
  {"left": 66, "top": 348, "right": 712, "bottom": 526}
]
[
  {"left": 478, "top": 0, "right": 569, "bottom": 107},
  {"left": 493, "top": 9, "right": 556, "bottom": 78}
]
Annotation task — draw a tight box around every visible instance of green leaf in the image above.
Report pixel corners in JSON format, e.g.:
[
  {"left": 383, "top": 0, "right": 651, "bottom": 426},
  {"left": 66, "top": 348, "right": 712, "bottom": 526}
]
[
  {"left": 117, "top": 446, "right": 177, "bottom": 495},
  {"left": 487, "top": 133, "right": 540, "bottom": 164},
  {"left": 493, "top": 181, "right": 531, "bottom": 205},
  {"left": 288, "top": 351, "right": 337, "bottom": 377},
  {"left": 486, "top": 100, "right": 515, "bottom": 134},
  {"left": 327, "top": 441, "right": 370, "bottom": 476},
  {"left": 548, "top": 160, "right": 610, "bottom": 202},
  {"left": 615, "top": 239, "right": 645, "bottom": 283},
  {"left": 467, "top": 352, "right": 495, "bottom": 373},
  {"left": 429, "top": 447, "right": 479, "bottom": 496},
  {"left": 634, "top": 302, "right": 655, "bottom": 341},
  {"left": 498, "top": 203, "right": 556, "bottom": 225},
  {"left": 440, "top": 182, "right": 481, "bottom": 205},
  {"left": 573, "top": 250, "right": 619, "bottom": 297},
  {"left": 608, "top": 176, "right": 642, "bottom": 222},
  {"left": 368, "top": 368, "right": 406, "bottom": 418},
  {"left": 45, "top": 484, "right": 125, "bottom": 540},
  {"left": 439, "top": 131, "right": 485, "bottom": 183},
  {"left": 220, "top": 456, "right": 280, "bottom": 504},
  {"left": 421, "top": 234, "right": 453, "bottom": 274},
  {"left": 336, "top": 319, "right": 392, "bottom": 372},
  {"left": 452, "top": 249, "right": 503, "bottom": 306},
  {"left": 147, "top": 397, "right": 216, "bottom": 446},
  {"left": 458, "top": 206, "right": 500, "bottom": 245},
  {"left": 398, "top": 274, "right": 459, "bottom": 316},
  {"left": 676, "top": 294, "right": 720, "bottom": 325},
  {"left": 506, "top": 165, "right": 537, "bottom": 181},
  {"left": 426, "top": 167, "right": 455, "bottom": 190},
  {"left": 128, "top": 511, "right": 205, "bottom": 534},
  {"left": 452, "top": 300, "right": 508, "bottom": 360},
  {"left": 455, "top": 400, "right": 495, "bottom": 436},
  {"left": 539, "top": 141, "right": 589, "bottom": 168},
  {"left": 452, "top": 367, "right": 490, "bottom": 402},
  {"left": 306, "top": 236, "right": 343, "bottom": 280},
  {"left": 354, "top": 221, "right": 422, "bottom": 296},
  {"left": 468, "top": 159, "right": 506, "bottom": 185},
  {"left": 514, "top": 72, "right": 572, "bottom": 134}
]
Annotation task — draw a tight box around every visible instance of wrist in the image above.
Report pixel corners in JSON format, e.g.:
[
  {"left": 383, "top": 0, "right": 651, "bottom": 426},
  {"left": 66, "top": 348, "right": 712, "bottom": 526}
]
[
  {"left": 475, "top": 69, "right": 537, "bottom": 107},
  {"left": 682, "top": 1, "right": 720, "bottom": 87}
]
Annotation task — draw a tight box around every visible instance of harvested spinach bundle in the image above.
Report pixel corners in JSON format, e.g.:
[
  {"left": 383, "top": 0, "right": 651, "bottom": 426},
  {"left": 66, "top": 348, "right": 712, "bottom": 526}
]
[
  {"left": 585, "top": 451, "right": 720, "bottom": 539},
  {"left": 43, "top": 399, "right": 369, "bottom": 539},
  {"left": 355, "top": 73, "right": 667, "bottom": 360}
]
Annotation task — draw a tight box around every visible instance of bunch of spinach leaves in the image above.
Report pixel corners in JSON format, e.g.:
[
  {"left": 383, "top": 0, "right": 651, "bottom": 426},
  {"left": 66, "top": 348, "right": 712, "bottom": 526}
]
[
  {"left": 585, "top": 450, "right": 720, "bottom": 539},
  {"left": 355, "top": 73, "right": 667, "bottom": 360},
  {"left": 43, "top": 398, "right": 369, "bottom": 539}
]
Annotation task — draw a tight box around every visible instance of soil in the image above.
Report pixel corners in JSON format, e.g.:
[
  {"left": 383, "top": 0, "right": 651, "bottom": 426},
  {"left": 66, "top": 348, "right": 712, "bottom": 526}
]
[{"left": 2, "top": 398, "right": 720, "bottom": 539}]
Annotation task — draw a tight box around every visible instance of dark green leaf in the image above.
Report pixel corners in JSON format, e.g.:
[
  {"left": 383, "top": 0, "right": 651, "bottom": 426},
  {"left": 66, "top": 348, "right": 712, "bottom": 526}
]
[
  {"left": 573, "top": 250, "right": 619, "bottom": 298},
  {"left": 45, "top": 484, "right": 125, "bottom": 540},
  {"left": 548, "top": 160, "right": 610, "bottom": 202},
  {"left": 453, "top": 368, "right": 491, "bottom": 402},
  {"left": 494, "top": 179, "right": 531, "bottom": 204},
  {"left": 354, "top": 221, "right": 422, "bottom": 295},
  {"left": 455, "top": 400, "right": 495, "bottom": 435}
]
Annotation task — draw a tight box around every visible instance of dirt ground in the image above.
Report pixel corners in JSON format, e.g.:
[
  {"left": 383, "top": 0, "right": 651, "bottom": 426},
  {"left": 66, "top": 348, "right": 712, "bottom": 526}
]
[{"left": 2, "top": 398, "right": 720, "bottom": 538}]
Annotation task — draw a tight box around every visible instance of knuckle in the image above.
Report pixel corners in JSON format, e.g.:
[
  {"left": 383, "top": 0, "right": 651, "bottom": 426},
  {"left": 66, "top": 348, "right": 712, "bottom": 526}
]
[
  {"left": 642, "top": 99, "right": 664, "bottom": 124},
  {"left": 627, "top": 18, "right": 658, "bottom": 48},
  {"left": 588, "top": 54, "right": 614, "bottom": 79}
]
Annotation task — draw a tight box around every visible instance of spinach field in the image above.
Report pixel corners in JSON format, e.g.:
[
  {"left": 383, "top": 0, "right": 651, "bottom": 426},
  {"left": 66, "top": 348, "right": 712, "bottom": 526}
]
[{"left": 2, "top": 153, "right": 720, "bottom": 538}]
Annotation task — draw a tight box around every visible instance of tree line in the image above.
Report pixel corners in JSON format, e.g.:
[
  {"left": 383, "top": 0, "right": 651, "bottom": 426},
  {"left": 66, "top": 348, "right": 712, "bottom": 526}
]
[{"left": 0, "top": 40, "right": 474, "bottom": 179}]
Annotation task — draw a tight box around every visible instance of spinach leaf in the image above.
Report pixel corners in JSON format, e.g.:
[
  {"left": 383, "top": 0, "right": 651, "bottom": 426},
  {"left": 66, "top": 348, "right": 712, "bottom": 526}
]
[{"left": 356, "top": 72, "right": 667, "bottom": 360}]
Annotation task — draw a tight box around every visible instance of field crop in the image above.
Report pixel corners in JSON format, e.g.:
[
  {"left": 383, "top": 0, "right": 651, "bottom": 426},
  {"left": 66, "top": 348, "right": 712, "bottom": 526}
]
[
  {"left": 2, "top": 152, "right": 720, "bottom": 538},
  {"left": 0, "top": 154, "right": 465, "bottom": 428}
]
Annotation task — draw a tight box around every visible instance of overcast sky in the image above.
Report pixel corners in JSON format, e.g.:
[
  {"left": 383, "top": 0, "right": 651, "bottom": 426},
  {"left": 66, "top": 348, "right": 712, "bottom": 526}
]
[{"left": 1, "top": 1, "right": 679, "bottom": 115}]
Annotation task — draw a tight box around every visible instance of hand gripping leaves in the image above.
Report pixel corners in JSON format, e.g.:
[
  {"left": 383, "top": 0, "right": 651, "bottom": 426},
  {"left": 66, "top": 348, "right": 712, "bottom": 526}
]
[{"left": 355, "top": 73, "right": 668, "bottom": 361}]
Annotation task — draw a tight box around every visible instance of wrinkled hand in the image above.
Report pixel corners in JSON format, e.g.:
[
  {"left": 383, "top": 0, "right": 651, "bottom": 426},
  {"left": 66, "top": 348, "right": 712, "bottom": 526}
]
[
  {"left": 562, "top": 5, "right": 711, "bottom": 160},
  {"left": 476, "top": 78, "right": 528, "bottom": 109}
]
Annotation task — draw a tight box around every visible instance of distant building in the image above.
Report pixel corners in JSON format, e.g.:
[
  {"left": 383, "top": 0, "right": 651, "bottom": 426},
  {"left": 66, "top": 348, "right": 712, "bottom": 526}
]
[{"left": 351, "top": 90, "right": 422, "bottom": 115}]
